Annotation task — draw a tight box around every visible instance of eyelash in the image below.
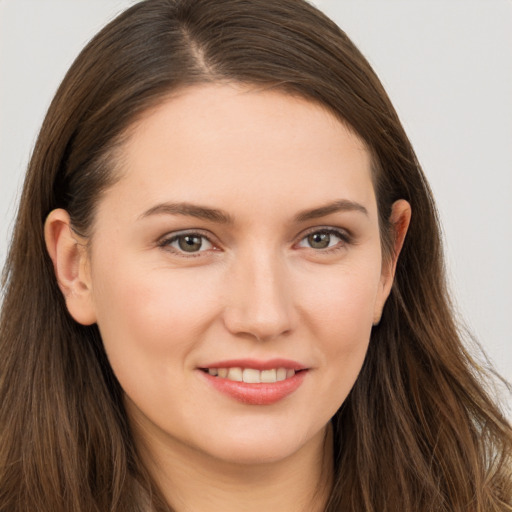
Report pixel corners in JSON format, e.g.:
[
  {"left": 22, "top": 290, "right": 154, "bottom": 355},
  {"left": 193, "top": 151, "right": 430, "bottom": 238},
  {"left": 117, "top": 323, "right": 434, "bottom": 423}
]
[
  {"left": 296, "top": 227, "right": 351, "bottom": 254},
  {"left": 158, "top": 227, "right": 351, "bottom": 257},
  {"left": 158, "top": 230, "right": 216, "bottom": 258}
]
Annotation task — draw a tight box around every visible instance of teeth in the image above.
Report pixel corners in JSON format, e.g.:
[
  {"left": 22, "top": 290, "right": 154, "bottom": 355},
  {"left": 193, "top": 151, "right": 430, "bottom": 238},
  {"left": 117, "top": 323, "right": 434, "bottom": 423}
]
[
  {"left": 243, "top": 368, "right": 260, "bottom": 383},
  {"left": 276, "top": 368, "right": 287, "bottom": 381},
  {"left": 260, "top": 369, "right": 277, "bottom": 383},
  {"left": 206, "top": 367, "right": 297, "bottom": 383},
  {"left": 226, "top": 367, "right": 243, "bottom": 382}
]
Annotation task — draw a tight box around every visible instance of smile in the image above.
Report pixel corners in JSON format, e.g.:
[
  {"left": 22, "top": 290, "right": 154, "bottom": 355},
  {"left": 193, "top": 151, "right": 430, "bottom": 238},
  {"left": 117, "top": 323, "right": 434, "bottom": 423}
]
[
  {"left": 198, "top": 360, "right": 308, "bottom": 405},
  {"left": 202, "top": 367, "right": 297, "bottom": 383}
]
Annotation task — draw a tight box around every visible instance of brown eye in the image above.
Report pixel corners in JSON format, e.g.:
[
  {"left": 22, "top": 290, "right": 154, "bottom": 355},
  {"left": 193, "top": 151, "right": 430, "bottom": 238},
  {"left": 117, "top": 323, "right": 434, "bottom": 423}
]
[
  {"left": 297, "top": 228, "right": 348, "bottom": 251},
  {"left": 307, "top": 232, "right": 331, "bottom": 249},
  {"left": 161, "top": 233, "right": 214, "bottom": 254},
  {"left": 178, "top": 235, "right": 204, "bottom": 252}
]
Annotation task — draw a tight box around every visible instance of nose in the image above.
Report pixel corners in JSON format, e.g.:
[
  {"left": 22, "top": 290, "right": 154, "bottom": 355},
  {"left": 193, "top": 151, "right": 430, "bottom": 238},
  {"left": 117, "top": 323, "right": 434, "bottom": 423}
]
[{"left": 222, "top": 249, "right": 296, "bottom": 342}]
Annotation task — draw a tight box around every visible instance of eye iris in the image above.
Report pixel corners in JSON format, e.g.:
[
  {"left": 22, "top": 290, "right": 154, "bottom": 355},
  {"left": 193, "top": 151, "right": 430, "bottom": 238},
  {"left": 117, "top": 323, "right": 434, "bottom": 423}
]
[
  {"left": 178, "top": 235, "right": 203, "bottom": 252},
  {"left": 308, "top": 232, "right": 330, "bottom": 249}
]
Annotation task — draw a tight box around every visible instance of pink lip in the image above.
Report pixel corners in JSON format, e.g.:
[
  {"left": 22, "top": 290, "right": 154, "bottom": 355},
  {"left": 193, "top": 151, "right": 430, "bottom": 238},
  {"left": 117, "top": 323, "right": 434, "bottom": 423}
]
[
  {"left": 200, "top": 358, "right": 307, "bottom": 371},
  {"left": 197, "top": 359, "right": 309, "bottom": 406}
]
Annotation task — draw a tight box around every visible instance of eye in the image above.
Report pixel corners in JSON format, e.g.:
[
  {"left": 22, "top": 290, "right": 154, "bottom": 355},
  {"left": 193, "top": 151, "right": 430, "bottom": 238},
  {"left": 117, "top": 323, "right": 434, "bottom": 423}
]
[
  {"left": 160, "top": 232, "right": 214, "bottom": 254},
  {"left": 297, "top": 228, "right": 348, "bottom": 250}
]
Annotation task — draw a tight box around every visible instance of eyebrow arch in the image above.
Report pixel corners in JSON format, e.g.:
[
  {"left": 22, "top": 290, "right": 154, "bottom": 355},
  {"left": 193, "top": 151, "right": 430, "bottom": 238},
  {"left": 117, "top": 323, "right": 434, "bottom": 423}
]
[
  {"left": 139, "top": 198, "right": 367, "bottom": 224},
  {"left": 294, "top": 199, "right": 368, "bottom": 222},
  {"left": 139, "top": 202, "right": 234, "bottom": 224}
]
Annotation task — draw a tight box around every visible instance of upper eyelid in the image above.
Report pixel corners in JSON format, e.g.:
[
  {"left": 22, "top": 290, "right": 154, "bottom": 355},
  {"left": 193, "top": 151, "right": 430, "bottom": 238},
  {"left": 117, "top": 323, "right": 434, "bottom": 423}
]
[
  {"left": 158, "top": 228, "right": 216, "bottom": 243},
  {"left": 295, "top": 225, "right": 352, "bottom": 242}
]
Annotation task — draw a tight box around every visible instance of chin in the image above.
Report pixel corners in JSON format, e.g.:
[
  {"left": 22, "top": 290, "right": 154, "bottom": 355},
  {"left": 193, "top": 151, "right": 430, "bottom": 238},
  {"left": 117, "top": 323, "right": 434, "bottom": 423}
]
[
  {"left": 193, "top": 424, "right": 327, "bottom": 467},
  {"left": 206, "top": 443, "right": 299, "bottom": 466}
]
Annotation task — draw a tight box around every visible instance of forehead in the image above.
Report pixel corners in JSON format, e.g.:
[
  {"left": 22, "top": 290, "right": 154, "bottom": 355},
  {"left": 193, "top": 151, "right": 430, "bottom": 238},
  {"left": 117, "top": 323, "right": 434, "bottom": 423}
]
[{"left": 100, "top": 83, "right": 376, "bottom": 224}]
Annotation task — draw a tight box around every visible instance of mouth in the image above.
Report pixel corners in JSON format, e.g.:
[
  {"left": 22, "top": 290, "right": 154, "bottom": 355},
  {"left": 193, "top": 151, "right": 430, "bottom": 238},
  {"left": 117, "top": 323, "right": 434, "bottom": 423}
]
[
  {"left": 198, "top": 360, "right": 309, "bottom": 405},
  {"left": 199, "top": 367, "right": 301, "bottom": 383}
]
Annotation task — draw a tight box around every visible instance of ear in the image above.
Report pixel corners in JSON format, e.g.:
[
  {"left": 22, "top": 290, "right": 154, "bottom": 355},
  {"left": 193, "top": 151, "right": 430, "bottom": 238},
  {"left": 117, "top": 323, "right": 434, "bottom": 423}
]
[
  {"left": 373, "top": 199, "right": 411, "bottom": 324},
  {"left": 44, "top": 209, "right": 97, "bottom": 325}
]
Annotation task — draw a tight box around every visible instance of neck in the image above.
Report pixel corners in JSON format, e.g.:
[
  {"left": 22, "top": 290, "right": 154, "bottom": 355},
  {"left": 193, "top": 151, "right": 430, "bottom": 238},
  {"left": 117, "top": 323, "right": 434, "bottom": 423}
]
[{"left": 133, "top": 420, "right": 333, "bottom": 512}]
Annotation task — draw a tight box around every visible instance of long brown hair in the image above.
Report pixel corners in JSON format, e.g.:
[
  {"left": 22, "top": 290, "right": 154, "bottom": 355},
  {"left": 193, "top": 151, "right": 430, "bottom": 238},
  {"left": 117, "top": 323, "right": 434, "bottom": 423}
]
[{"left": 1, "top": 0, "right": 510, "bottom": 510}]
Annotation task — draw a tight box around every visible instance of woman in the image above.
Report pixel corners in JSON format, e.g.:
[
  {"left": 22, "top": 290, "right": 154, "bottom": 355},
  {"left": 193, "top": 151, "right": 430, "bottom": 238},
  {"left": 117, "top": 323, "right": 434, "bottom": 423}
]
[{"left": 0, "top": 0, "right": 510, "bottom": 510}]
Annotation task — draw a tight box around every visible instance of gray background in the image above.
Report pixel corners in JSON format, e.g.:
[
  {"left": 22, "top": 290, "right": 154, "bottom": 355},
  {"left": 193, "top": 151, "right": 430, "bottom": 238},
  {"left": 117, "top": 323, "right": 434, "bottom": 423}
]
[{"left": 1, "top": 0, "right": 511, "bottom": 408}]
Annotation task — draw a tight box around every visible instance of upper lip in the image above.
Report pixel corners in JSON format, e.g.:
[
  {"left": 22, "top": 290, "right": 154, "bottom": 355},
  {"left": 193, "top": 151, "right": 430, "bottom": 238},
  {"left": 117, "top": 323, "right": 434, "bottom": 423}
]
[{"left": 199, "top": 358, "right": 308, "bottom": 371}]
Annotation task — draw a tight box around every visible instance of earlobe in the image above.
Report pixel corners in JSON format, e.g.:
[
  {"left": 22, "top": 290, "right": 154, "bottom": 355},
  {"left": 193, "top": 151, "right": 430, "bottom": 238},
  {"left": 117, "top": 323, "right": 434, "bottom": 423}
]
[
  {"left": 373, "top": 199, "right": 411, "bottom": 324},
  {"left": 44, "top": 209, "right": 97, "bottom": 325}
]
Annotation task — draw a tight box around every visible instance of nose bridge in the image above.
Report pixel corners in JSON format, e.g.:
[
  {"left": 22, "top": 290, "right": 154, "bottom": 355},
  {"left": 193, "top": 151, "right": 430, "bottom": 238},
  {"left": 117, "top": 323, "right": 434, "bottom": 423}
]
[{"left": 223, "top": 245, "right": 295, "bottom": 341}]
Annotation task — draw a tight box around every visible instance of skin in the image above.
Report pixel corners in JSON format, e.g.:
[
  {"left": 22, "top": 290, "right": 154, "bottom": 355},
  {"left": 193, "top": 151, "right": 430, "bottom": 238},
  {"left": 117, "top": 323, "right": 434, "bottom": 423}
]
[{"left": 45, "top": 83, "right": 410, "bottom": 511}]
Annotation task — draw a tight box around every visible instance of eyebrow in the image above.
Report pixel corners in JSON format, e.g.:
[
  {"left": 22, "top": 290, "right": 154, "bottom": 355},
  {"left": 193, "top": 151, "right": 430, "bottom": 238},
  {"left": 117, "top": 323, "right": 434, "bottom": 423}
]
[
  {"left": 139, "top": 199, "right": 368, "bottom": 224},
  {"left": 294, "top": 199, "right": 368, "bottom": 222},
  {"left": 139, "top": 202, "right": 234, "bottom": 224}
]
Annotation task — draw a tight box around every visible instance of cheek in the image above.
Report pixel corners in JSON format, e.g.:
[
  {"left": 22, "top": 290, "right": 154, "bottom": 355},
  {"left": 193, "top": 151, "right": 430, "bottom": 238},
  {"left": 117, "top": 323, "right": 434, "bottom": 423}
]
[
  {"left": 299, "top": 259, "right": 381, "bottom": 396},
  {"left": 90, "top": 260, "right": 227, "bottom": 424},
  {"left": 303, "top": 258, "right": 381, "bottom": 338},
  {"left": 90, "top": 255, "right": 221, "bottom": 372}
]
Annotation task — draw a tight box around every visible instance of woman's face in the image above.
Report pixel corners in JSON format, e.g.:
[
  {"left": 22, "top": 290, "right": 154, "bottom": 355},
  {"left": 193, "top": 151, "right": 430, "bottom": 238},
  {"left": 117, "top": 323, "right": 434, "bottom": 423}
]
[{"left": 76, "top": 84, "right": 400, "bottom": 464}]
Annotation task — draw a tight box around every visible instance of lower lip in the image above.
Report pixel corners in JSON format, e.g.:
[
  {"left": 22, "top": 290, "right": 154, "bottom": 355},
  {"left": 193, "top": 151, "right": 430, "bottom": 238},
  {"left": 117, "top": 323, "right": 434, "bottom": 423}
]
[{"left": 199, "top": 370, "right": 307, "bottom": 405}]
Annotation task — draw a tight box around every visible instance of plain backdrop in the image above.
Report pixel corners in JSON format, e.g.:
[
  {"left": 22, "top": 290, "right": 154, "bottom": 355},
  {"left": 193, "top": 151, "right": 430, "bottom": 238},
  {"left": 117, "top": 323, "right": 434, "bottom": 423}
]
[{"left": 1, "top": 0, "right": 511, "bottom": 408}]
